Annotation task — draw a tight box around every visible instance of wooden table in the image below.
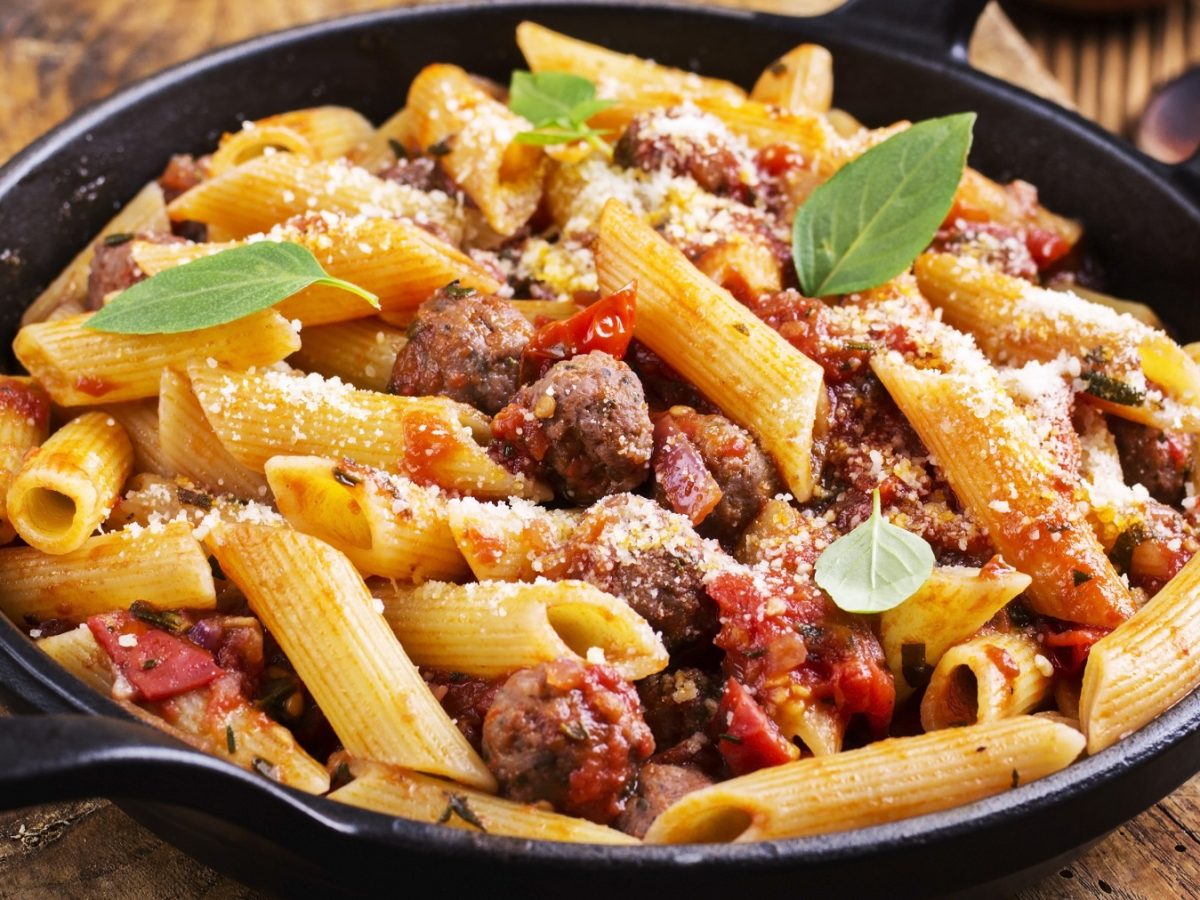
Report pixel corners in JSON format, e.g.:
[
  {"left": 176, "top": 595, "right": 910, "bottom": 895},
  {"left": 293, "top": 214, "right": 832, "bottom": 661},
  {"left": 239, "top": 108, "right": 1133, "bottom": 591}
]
[{"left": 2, "top": 1, "right": 1200, "bottom": 897}]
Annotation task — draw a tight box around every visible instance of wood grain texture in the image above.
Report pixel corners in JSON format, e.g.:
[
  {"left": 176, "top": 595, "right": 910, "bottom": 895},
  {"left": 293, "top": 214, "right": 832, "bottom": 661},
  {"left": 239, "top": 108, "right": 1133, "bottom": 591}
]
[{"left": 0, "top": 1, "right": 1198, "bottom": 898}]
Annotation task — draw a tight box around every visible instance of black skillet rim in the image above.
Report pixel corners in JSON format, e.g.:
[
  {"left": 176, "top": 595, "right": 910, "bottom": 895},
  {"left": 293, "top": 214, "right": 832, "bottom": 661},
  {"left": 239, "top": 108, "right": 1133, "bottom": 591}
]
[{"left": 1, "top": 0, "right": 1199, "bottom": 873}]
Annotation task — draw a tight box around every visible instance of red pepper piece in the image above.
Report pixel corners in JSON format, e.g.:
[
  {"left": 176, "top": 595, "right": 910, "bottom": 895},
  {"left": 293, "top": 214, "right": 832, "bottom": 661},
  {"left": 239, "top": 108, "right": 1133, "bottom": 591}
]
[
  {"left": 652, "top": 413, "right": 722, "bottom": 525},
  {"left": 519, "top": 281, "right": 637, "bottom": 384},
  {"left": 88, "top": 610, "right": 224, "bottom": 702},
  {"left": 715, "top": 678, "right": 797, "bottom": 776},
  {"left": 1024, "top": 227, "right": 1072, "bottom": 269}
]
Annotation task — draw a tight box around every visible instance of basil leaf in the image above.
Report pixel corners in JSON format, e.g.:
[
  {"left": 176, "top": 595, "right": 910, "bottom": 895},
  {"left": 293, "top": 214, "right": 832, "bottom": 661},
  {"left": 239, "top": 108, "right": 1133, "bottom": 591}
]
[
  {"left": 814, "top": 489, "right": 934, "bottom": 614},
  {"left": 508, "top": 70, "right": 615, "bottom": 148},
  {"left": 85, "top": 241, "right": 378, "bottom": 335},
  {"left": 793, "top": 112, "right": 975, "bottom": 297}
]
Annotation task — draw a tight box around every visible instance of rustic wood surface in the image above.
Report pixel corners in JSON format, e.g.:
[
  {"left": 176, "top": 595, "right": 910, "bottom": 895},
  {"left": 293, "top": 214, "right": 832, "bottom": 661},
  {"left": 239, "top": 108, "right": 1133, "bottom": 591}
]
[{"left": 1, "top": 1, "right": 1199, "bottom": 897}]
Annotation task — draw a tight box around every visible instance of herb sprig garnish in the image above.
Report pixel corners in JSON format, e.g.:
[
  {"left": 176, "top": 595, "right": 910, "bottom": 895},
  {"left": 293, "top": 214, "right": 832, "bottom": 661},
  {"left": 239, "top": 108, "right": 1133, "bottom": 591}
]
[
  {"left": 85, "top": 241, "right": 378, "bottom": 335},
  {"left": 508, "top": 71, "right": 615, "bottom": 150},
  {"left": 792, "top": 112, "right": 975, "bottom": 297},
  {"left": 814, "top": 489, "right": 934, "bottom": 614}
]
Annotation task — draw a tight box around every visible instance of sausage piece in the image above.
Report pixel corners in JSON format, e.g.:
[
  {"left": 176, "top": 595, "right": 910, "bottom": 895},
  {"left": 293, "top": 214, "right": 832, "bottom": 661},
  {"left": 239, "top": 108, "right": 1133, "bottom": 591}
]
[
  {"left": 614, "top": 762, "right": 714, "bottom": 838},
  {"left": 388, "top": 286, "right": 534, "bottom": 415},
  {"left": 1110, "top": 417, "right": 1195, "bottom": 507},
  {"left": 481, "top": 658, "right": 654, "bottom": 824}
]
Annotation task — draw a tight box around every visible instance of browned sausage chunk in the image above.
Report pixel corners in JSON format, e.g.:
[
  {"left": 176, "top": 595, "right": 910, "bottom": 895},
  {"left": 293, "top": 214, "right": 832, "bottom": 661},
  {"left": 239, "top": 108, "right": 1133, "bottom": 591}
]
[
  {"left": 493, "top": 352, "right": 653, "bottom": 504},
  {"left": 1109, "top": 418, "right": 1195, "bottom": 507},
  {"left": 481, "top": 659, "right": 654, "bottom": 824},
  {"left": 388, "top": 286, "right": 534, "bottom": 415},
  {"left": 614, "top": 108, "right": 753, "bottom": 203},
  {"left": 636, "top": 667, "right": 721, "bottom": 748},
  {"left": 85, "top": 232, "right": 186, "bottom": 311},
  {"left": 564, "top": 494, "right": 719, "bottom": 653},
  {"left": 614, "top": 762, "right": 714, "bottom": 838}
]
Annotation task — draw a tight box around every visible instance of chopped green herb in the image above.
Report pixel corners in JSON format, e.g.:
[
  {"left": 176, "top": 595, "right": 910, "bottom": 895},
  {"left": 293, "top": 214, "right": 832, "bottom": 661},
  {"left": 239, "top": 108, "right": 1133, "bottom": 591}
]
[
  {"left": 258, "top": 676, "right": 298, "bottom": 716},
  {"left": 1011, "top": 768, "right": 1021, "bottom": 789},
  {"left": 387, "top": 138, "right": 408, "bottom": 160},
  {"left": 427, "top": 138, "right": 453, "bottom": 157},
  {"left": 718, "top": 733, "right": 744, "bottom": 745},
  {"left": 447, "top": 672, "right": 470, "bottom": 684},
  {"left": 332, "top": 466, "right": 361, "bottom": 487},
  {"left": 1110, "top": 523, "right": 1147, "bottom": 575},
  {"left": 226, "top": 725, "right": 237, "bottom": 754},
  {"left": 141, "top": 658, "right": 161, "bottom": 671},
  {"left": 813, "top": 489, "right": 935, "bottom": 614},
  {"left": 437, "top": 794, "right": 487, "bottom": 831},
  {"left": 508, "top": 70, "right": 614, "bottom": 150},
  {"left": 1072, "top": 569, "right": 1093, "bottom": 587},
  {"left": 84, "top": 242, "right": 378, "bottom": 335},
  {"left": 792, "top": 113, "right": 975, "bottom": 296},
  {"left": 103, "top": 232, "right": 134, "bottom": 247},
  {"left": 129, "top": 601, "right": 187, "bottom": 634},
  {"left": 252, "top": 757, "right": 279, "bottom": 780},
  {"left": 559, "top": 720, "right": 590, "bottom": 742},
  {"left": 743, "top": 647, "right": 768, "bottom": 659},
  {"left": 843, "top": 340, "right": 877, "bottom": 351},
  {"left": 176, "top": 486, "right": 213, "bottom": 511},
  {"left": 443, "top": 280, "right": 476, "bottom": 299},
  {"left": 901, "top": 642, "right": 932, "bottom": 689},
  {"left": 1081, "top": 371, "right": 1146, "bottom": 407},
  {"left": 732, "top": 322, "right": 750, "bottom": 336}
]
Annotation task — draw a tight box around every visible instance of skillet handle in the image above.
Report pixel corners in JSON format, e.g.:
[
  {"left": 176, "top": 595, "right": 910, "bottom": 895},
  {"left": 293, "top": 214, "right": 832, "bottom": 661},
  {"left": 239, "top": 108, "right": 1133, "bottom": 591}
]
[
  {"left": 0, "top": 713, "right": 317, "bottom": 816},
  {"left": 824, "top": 0, "right": 990, "bottom": 62}
]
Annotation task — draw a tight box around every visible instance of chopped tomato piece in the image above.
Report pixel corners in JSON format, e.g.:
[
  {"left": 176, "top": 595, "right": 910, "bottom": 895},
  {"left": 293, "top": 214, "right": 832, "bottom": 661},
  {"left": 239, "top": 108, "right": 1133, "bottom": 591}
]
[
  {"left": 1024, "top": 227, "right": 1072, "bottom": 269},
  {"left": 88, "top": 610, "right": 224, "bottom": 702},
  {"left": 652, "top": 413, "right": 722, "bottom": 525},
  {"left": 1040, "top": 623, "right": 1110, "bottom": 676},
  {"left": 519, "top": 281, "right": 636, "bottom": 383},
  {"left": 715, "top": 679, "right": 798, "bottom": 776}
]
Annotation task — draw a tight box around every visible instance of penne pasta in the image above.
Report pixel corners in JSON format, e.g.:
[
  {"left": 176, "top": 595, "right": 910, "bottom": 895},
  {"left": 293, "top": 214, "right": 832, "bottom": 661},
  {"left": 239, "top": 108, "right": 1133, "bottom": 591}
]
[
  {"left": 880, "top": 564, "right": 1032, "bottom": 701},
  {"left": 644, "top": 717, "right": 1084, "bottom": 843},
  {"left": 13, "top": 310, "right": 300, "bottom": 406},
  {"left": 446, "top": 496, "right": 579, "bottom": 582},
  {"left": 872, "top": 350, "right": 1135, "bottom": 628},
  {"left": 920, "top": 631, "right": 1053, "bottom": 731},
  {"left": 168, "top": 153, "right": 464, "bottom": 244},
  {"left": 0, "top": 377, "right": 51, "bottom": 544},
  {"left": 373, "top": 578, "right": 669, "bottom": 681},
  {"left": 595, "top": 198, "right": 825, "bottom": 502},
  {"left": 1081, "top": 550, "right": 1200, "bottom": 754},
  {"left": 7, "top": 412, "right": 133, "bottom": 554},
  {"left": 265, "top": 455, "right": 468, "bottom": 583},
  {"left": 0, "top": 522, "right": 215, "bottom": 623},
  {"left": 98, "top": 399, "right": 172, "bottom": 478},
  {"left": 205, "top": 521, "right": 496, "bottom": 790},
  {"left": 330, "top": 759, "right": 637, "bottom": 844},
  {"left": 750, "top": 44, "right": 834, "bottom": 114},
  {"left": 186, "top": 361, "right": 545, "bottom": 500},
  {"left": 207, "top": 106, "right": 375, "bottom": 176},
  {"left": 287, "top": 319, "right": 407, "bottom": 392}
]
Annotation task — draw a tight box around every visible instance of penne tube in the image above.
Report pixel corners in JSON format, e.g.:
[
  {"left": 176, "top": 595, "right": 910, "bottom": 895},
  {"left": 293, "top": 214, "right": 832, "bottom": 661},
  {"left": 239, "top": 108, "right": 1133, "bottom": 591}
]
[
  {"left": 207, "top": 106, "right": 375, "bottom": 176},
  {"left": 872, "top": 351, "right": 1134, "bottom": 628},
  {"left": 750, "top": 44, "right": 834, "bottom": 114},
  {"left": 349, "top": 107, "right": 415, "bottom": 173},
  {"left": 915, "top": 253, "right": 1200, "bottom": 432},
  {"left": 168, "top": 153, "right": 464, "bottom": 244},
  {"left": 0, "top": 522, "right": 215, "bottom": 623},
  {"left": 187, "top": 361, "right": 545, "bottom": 500},
  {"left": 288, "top": 319, "right": 407, "bottom": 392},
  {"left": 205, "top": 521, "right": 496, "bottom": 790},
  {"left": 265, "top": 455, "right": 469, "bottom": 583},
  {"left": 595, "top": 198, "right": 825, "bottom": 502},
  {"left": 516, "top": 22, "right": 746, "bottom": 105},
  {"left": 330, "top": 759, "right": 637, "bottom": 844},
  {"left": 406, "top": 64, "right": 546, "bottom": 236},
  {"left": 952, "top": 168, "right": 1083, "bottom": 249},
  {"left": 1081, "top": 549, "right": 1200, "bottom": 754},
  {"left": 98, "top": 400, "right": 172, "bottom": 478},
  {"left": 373, "top": 578, "right": 669, "bottom": 681},
  {"left": 0, "top": 377, "right": 51, "bottom": 544},
  {"left": 643, "top": 717, "right": 1084, "bottom": 843},
  {"left": 446, "top": 496, "right": 579, "bottom": 581},
  {"left": 880, "top": 564, "right": 1032, "bottom": 701},
  {"left": 158, "top": 368, "right": 269, "bottom": 499},
  {"left": 7, "top": 412, "right": 133, "bottom": 554},
  {"left": 920, "top": 631, "right": 1053, "bottom": 731},
  {"left": 1051, "top": 282, "right": 1163, "bottom": 330},
  {"left": 13, "top": 310, "right": 300, "bottom": 406},
  {"left": 38, "top": 626, "right": 117, "bottom": 695},
  {"left": 132, "top": 216, "right": 500, "bottom": 327},
  {"left": 21, "top": 181, "right": 170, "bottom": 325},
  {"left": 103, "top": 473, "right": 284, "bottom": 533}
]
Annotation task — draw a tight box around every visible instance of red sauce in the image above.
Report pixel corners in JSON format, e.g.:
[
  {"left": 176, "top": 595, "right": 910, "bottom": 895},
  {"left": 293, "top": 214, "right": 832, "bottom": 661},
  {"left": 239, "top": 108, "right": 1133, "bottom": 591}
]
[
  {"left": 398, "top": 415, "right": 458, "bottom": 487},
  {"left": 1039, "top": 622, "right": 1111, "bottom": 676},
  {"left": 983, "top": 645, "right": 1020, "bottom": 681},
  {"left": 0, "top": 380, "right": 49, "bottom": 429},
  {"left": 519, "top": 282, "right": 636, "bottom": 384},
  {"left": 74, "top": 374, "right": 115, "bottom": 398}
]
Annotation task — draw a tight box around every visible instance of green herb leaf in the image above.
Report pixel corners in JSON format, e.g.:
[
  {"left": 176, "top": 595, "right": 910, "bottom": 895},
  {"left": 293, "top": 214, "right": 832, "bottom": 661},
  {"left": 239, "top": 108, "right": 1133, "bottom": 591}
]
[
  {"left": 84, "top": 241, "right": 378, "bottom": 335},
  {"left": 792, "top": 112, "right": 975, "bottom": 297},
  {"left": 225, "top": 725, "right": 237, "bottom": 754},
  {"left": 813, "top": 489, "right": 935, "bottom": 614},
  {"left": 437, "top": 794, "right": 487, "bottom": 831},
  {"left": 508, "top": 70, "right": 615, "bottom": 148}
]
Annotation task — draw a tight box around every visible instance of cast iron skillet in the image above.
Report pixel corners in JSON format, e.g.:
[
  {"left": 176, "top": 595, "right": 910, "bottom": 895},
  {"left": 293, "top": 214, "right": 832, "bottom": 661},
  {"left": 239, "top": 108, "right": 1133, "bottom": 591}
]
[{"left": 1, "top": 1, "right": 1199, "bottom": 896}]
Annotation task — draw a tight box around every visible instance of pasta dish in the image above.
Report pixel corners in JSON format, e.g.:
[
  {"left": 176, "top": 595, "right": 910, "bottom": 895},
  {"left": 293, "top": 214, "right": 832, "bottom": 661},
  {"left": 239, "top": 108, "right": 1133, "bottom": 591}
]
[{"left": 2, "top": 22, "right": 1198, "bottom": 845}]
